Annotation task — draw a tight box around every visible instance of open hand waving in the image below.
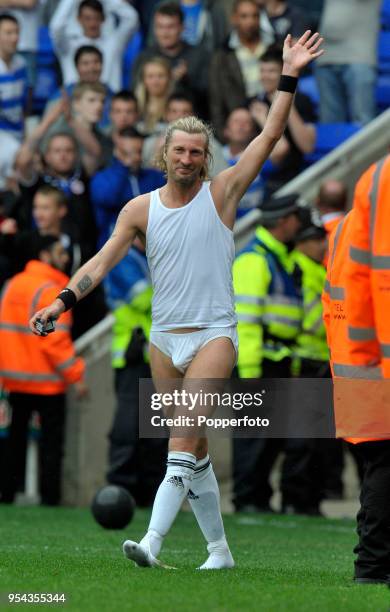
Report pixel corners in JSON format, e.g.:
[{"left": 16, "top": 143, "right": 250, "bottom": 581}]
[{"left": 282, "top": 31, "right": 324, "bottom": 76}]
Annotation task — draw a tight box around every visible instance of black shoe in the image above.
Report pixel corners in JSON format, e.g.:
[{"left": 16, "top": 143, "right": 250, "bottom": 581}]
[{"left": 354, "top": 576, "right": 390, "bottom": 585}]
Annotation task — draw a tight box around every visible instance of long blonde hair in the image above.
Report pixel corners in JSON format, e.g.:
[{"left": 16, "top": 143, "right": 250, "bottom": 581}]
[
  {"left": 135, "top": 57, "right": 173, "bottom": 133},
  {"left": 157, "top": 115, "right": 214, "bottom": 181}
]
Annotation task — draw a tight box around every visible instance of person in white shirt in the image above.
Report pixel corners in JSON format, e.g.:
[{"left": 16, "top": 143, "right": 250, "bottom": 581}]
[
  {"left": 0, "top": 13, "right": 27, "bottom": 142},
  {"left": 0, "top": 0, "right": 40, "bottom": 87},
  {"left": 50, "top": 0, "right": 139, "bottom": 92}
]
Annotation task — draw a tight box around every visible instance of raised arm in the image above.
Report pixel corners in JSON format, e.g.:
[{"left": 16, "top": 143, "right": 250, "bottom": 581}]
[
  {"left": 211, "top": 31, "right": 324, "bottom": 224},
  {"left": 50, "top": 0, "right": 75, "bottom": 54},
  {"left": 105, "top": 0, "right": 139, "bottom": 48},
  {"left": 29, "top": 196, "right": 149, "bottom": 334}
]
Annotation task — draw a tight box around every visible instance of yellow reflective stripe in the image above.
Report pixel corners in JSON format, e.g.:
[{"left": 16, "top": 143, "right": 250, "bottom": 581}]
[
  {"left": 56, "top": 356, "right": 77, "bottom": 371},
  {"left": 262, "top": 314, "right": 300, "bottom": 328},
  {"left": 308, "top": 314, "right": 325, "bottom": 334},
  {"left": 369, "top": 157, "right": 387, "bottom": 246},
  {"left": 0, "top": 323, "right": 33, "bottom": 334},
  {"left": 0, "top": 322, "right": 69, "bottom": 333},
  {"left": 371, "top": 255, "right": 390, "bottom": 270},
  {"left": 380, "top": 343, "right": 390, "bottom": 358},
  {"left": 265, "top": 296, "right": 301, "bottom": 307},
  {"left": 350, "top": 246, "right": 370, "bottom": 265},
  {"left": 323, "top": 279, "right": 330, "bottom": 294},
  {"left": 237, "top": 313, "right": 262, "bottom": 324},
  {"left": 329, "top": 286, "right": 345, "bottom": 300},
  {"left": 348, "top": 327, "right": 377, "bottom": 341},
  {"left": 333, "top": 363, "right": 382, "bottom": 379},
  {"left": 235, "top": 295, "right": 265, "bottom": 305},
  {"left": 0, "top": 369, "right": 62, "bottom": 382},
  {"left": 30, "top": 282, "right": 56, "bottom": 317},
  {"left": 305, "top": 295, "right": 322, "bottom": 311},
  {"left": 330, "top": 218, "right": 345, "bottom": 267}
]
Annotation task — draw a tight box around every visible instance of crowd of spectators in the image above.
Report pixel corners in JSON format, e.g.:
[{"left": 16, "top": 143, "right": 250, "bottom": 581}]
[{"left": 0, "top": 0, "right": 387, "bottom": 330}]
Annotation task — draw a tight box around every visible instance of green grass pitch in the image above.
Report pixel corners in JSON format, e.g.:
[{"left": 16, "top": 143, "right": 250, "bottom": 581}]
[{"left": 0, "top": 506, "right": 389, "bottom": 611}]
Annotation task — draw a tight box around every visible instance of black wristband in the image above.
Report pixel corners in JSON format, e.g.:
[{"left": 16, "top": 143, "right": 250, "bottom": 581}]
[
  {"left": 56, "top": 288, "right": 77, "bottom": 312},
  {"left": 278, "top": 75, "right": 298, "bottom": 94}
]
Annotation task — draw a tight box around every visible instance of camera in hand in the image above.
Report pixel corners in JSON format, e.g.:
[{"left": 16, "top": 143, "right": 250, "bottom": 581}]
[{"left": 35, "top": 318, "right": 56, "bottom": 335}]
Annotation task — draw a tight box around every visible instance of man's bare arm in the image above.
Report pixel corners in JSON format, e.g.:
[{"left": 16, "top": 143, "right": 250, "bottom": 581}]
[
  {"left": 212, "top": 31, "right": 323, "bottom": 222},
  {"left": 287, "top": 105, "right": 316, "bottom": 154},
  {"left": 29, "top": 196, "right": 148, "bottom": 334}
]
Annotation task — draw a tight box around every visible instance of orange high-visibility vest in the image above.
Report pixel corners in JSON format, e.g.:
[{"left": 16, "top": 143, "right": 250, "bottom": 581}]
[
  {"left": 322, "top": 211, "right": 345, "bottom": 267},
  {"left": 346, "top": 156, "right": 390, "bottom": 378},
  {"left": 322, "top": 211, "right": 383, "bottom": 442},
  {"left": 0, "top": 260, "right": 85, "bottom": 395}
]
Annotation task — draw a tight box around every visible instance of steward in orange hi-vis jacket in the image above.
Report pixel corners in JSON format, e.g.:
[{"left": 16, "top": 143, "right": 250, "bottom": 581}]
[
  {"left": 327, "top": 157, "right": 390, "bottom": 585},
  {"left": 0, "top": 262, "right": 84, "bottom": 395},
  {"left": 0, "top": 235, "right": 86, "bottom": 506},
  {"left": 322, "top": 210, "right": 382, "bottom": 442}
]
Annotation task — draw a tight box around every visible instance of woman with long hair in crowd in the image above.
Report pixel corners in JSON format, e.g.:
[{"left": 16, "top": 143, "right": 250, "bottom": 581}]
[{"left": 135, "top": 57, "right": 174, "bottom": 136}]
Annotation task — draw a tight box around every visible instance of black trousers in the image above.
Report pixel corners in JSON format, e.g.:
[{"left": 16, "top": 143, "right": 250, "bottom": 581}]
[
  {"left": 300, "top": 358, "right": 346, "bottom": 499},
  {"left": 107, "top": 363, "right": 167, "bottom": 507},
  {"left": 233, "top": 358, "right": 322, "bottom": 512},
  {"left": 0, "top": 392, "right": 65, "bottom": 505},
  {"left": 353, "top": 440, "right": 390, "bottom": 580}
]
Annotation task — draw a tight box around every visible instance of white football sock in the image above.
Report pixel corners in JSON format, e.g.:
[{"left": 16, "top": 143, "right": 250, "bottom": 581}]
[
  {"left": 142, "top": 451, "right": 196, "bottom": 557},
  {"left": 187, "top": 455, "right": 234, "bottom": 569}
]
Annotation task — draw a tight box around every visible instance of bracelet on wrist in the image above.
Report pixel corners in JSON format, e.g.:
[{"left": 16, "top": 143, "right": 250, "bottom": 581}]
[
  {"left": 278, "top": 74, "right": 298, "bottom": 94},
  {"left": 56, "top": 288, "right": 77, "bottom": 312}
]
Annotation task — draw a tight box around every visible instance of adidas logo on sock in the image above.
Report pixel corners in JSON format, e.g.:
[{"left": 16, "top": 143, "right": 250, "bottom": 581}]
[
  {"left": 167, "top": 476, "right": 184, "bottom": 488},
  {"left": 187, "top": 489, "right": 199, "bottom": 500}
]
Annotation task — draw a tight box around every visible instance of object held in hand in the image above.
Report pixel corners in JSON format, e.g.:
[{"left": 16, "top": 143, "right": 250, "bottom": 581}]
[{"left": 35, "top": 318, "right": 56, "bottom": 335}]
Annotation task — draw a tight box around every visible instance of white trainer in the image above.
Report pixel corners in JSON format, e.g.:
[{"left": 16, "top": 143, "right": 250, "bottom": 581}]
[
  {"left": 122, "top": 540, "right": 176, "bottom": 569},
  {"left": 198, "top": 541, "right": 235, "bottom": 570}
]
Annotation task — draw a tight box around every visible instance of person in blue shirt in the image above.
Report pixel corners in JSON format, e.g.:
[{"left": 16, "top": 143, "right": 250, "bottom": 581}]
[
  {"left": 90, "top": 126, "right": 165, "bottom": 247},
  {"left": 0, "top": 14, "right": 28, "bottom": 142},
  {"left": 179, "top": 0, "right": 228, "bottom": 51}
]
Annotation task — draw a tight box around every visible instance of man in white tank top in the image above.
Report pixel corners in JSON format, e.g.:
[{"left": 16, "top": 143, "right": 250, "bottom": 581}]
[{"left": 30, "top": 31, "right": 324, "bottom": 570}]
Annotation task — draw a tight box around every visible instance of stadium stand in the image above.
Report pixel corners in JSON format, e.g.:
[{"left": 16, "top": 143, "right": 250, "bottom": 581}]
[{"left": 305, "top": 123, "right": 362, "bottom": 165}]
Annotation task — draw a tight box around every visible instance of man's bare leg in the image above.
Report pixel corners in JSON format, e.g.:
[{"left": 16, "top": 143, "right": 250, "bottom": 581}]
[
  {"left": 182, "top": 337, "right": 236, "bottom": 569},
  {"left": 124, "top": 338, "right": 235, "bottom": 568},
  {"left": 124, "top": 344, "right": 197, "bottom": 568}
]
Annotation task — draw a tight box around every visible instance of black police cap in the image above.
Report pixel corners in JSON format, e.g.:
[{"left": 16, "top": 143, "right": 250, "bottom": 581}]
[
  {"left": 295, "top": 206, "right": 326, "bottom": 242},
  {"left": 259, "top": 193, "right": 301, "bottom": 220}
]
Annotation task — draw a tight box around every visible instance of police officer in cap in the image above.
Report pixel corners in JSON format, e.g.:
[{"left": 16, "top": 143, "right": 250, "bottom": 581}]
[
  {"left": 291, "top": 206, "right": 329, "bottom": 377},
  {"left": 232, "top": 193, "right": 322, "bottom": 514}
]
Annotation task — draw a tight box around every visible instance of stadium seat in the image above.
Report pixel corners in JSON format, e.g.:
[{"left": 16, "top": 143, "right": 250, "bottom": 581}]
[
  {"left": 297, "top": 75, "right": 320, "bottom": 111},
  {"left": 122, "top": 29, "right": 144, "bottom": 90},
  {"left": 381, "top": 0, "right": 390, "bottom": 29},
  {"left": 32, "top": 26, "right": 60, "bottom": 115},
  {"left": 378, "top": 31, "right": 390, "bottom": 73},
  {"left": 376, "top": 75, "right": 390, "bottom": 111},
  {"left": 305, "top": 123, "right": 361, "bottom": 165}
]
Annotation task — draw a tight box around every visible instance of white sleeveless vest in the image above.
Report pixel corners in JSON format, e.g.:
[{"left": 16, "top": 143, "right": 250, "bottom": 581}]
[{"left": 146, "top": 182, "right": 237, "bottom": 331}]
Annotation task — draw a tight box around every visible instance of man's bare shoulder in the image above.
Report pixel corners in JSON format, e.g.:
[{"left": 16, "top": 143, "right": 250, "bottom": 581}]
[
  {"left": 122, "top": 192, "right": 151, "bottom": 211},
  {"left": 117, "top": 193, "right": 151, "bottom": 233}
]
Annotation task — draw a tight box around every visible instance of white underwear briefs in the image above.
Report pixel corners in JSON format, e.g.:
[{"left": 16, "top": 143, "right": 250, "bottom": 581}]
[{"left": 150, "top": 327, "right": 238, "bottom": 374}]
